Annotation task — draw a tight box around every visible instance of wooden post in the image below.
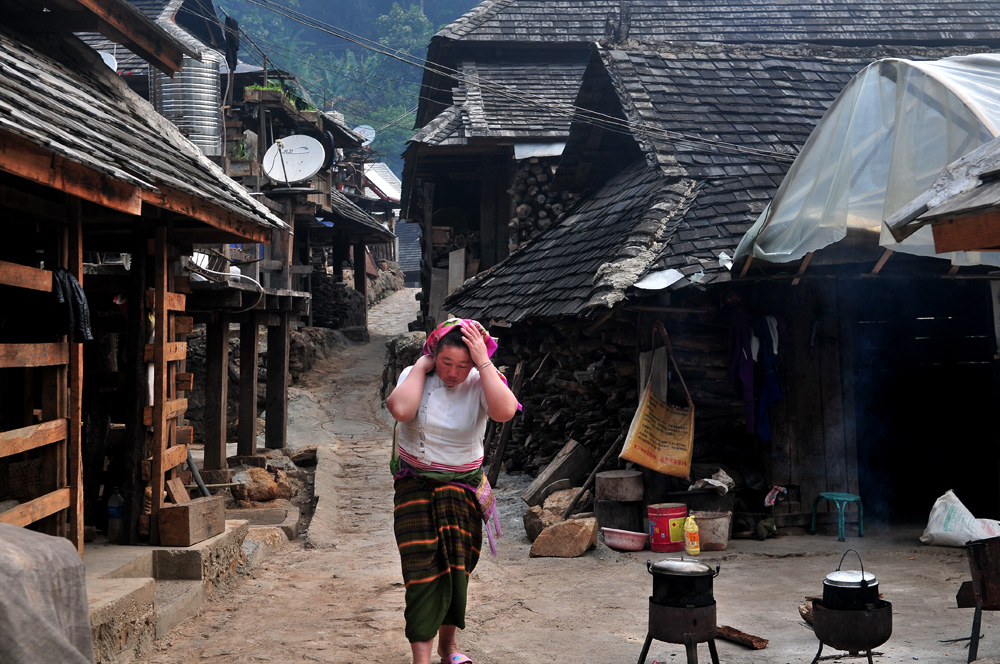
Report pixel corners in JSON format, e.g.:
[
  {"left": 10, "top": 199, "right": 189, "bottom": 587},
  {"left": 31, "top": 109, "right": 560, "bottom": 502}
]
[
  {"left": 353, "top": 241, "right": 367, "bottom": 328},
  {"left": 203, "top": 310, "right": 231, "bottom": 471},
  {"left": 150, "top": 225, "right": 169, "bottom": 545},
  {"left": 264, "top": 313, "right": 289, "bottom": 449},
  {"left": 124, "top": 223, "right": 149, "bottom": 544},
  {"left": 237, "top": 312, "right": 259, "bottom": 456},
  {"left": 421, "top": 182, "right": 435, "bottom": 326},
  {"left": 68, "top": 200, "right": 84, "bottom": 554}
]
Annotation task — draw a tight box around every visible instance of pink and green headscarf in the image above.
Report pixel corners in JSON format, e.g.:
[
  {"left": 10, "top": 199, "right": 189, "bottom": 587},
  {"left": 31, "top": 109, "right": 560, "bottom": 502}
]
[{"left": 422, "top": 318, "right": 498, "bottom": 359}]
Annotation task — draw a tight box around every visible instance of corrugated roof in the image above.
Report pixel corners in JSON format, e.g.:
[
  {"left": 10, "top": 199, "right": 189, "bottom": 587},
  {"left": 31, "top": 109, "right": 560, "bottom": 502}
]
[{"left": 0, "top": 25, "right": 285, "bottom": 231}]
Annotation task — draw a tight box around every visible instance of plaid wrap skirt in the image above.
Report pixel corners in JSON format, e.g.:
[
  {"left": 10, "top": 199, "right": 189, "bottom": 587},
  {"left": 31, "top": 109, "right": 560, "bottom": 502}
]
[{"left": 393, "top": 474, "right": 482, "bottom": 642}]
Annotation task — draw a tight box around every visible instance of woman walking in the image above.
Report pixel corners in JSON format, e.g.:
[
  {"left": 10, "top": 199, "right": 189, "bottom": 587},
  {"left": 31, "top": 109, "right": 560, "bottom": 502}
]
[{"left": 386, "top": 319, "right": 518, "bottom": 664}]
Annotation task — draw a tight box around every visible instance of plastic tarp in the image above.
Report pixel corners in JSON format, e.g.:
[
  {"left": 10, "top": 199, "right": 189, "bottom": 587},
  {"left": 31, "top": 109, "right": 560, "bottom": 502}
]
[{"left": 736, "top": 54, "right": 1000, "bottom": 266}]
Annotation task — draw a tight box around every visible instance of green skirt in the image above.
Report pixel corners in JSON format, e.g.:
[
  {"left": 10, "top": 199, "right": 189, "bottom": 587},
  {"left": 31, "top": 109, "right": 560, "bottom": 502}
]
[{"left": 393, "top": 472, "right": 483, "bottom": 642}]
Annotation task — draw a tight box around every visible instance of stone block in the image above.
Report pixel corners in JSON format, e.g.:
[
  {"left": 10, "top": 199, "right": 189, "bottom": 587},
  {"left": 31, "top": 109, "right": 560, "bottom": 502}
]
[
  {"left": 523, "top": 505, "right": 563, "bottom": 542},
  {"left": 529, "top": 517, "right": 598, "bottom": 558}
]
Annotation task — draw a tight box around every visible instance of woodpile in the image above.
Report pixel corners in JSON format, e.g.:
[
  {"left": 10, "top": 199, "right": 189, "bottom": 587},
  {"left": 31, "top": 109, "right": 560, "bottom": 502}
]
[
  {"left": 508, "top": 158, "right": 579, "bottom": 252},
  {"left": 310, "top": 274, "right": 366, "bottom": 329},
  {"left": 488, "top": 294, "right": 745, "bottom": 482}
]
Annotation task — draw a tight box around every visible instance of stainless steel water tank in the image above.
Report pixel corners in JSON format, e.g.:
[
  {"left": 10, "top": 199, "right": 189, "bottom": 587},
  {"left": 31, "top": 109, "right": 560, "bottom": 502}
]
[{"left": 153, "top": 52, "right": 223, "bottom": 156}]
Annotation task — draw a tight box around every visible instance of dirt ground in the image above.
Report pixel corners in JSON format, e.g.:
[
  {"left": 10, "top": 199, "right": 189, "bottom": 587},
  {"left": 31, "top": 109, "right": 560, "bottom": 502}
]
[{"left": 141, "top": 288, "right": 997, "bottom": 664}]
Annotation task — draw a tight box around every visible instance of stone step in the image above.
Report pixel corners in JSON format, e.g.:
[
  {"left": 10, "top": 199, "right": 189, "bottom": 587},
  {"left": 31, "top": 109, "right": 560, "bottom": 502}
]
[{"left": 154, "top": 580, "right": 206, "bottom": 636}]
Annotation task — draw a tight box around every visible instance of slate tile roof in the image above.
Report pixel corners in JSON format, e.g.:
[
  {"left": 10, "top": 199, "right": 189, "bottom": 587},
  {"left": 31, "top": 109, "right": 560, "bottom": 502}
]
[
  {"left": 409, "top": 57, "right": 585, "bottom": 146},
  {"left": 446, "top": 43, "right": 872, "bottom": 320},
  {"left": 447, "top": 160, "right": 694, "bottom": 321},
  {"left": 0, "top": 25, "right": 284, "bottom": 231},
  {"left": 327, "top": 190, "right": 395, "bottom": 242},
  {"left": 436, "top": 0, "right": 1000, "bottom": 46}
]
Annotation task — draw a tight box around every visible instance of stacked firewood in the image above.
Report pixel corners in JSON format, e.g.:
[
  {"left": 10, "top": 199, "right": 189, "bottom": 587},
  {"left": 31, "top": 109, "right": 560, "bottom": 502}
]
[
  {"left": 489, "top": 298, "right": 745, "bottom": 477},
  {"left": 491, "top": 313, "right": 638, "bottom": 475},
  {"left": 508, "top": 159, "right": 579, "bottom": 252}
]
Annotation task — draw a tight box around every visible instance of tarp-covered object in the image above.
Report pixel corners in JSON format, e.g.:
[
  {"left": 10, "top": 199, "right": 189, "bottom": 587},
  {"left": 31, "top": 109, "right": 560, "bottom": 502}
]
[
  {"left": 0, "top": 524, "right": 95, "bottom": 663},
  {"left": 736, "top": 54, "right": 1000, "bottom": 266}
]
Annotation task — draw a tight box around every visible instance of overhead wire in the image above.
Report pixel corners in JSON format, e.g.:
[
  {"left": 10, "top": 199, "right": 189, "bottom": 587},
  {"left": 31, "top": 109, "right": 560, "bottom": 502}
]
[
  {"left": 241, "top": 0, "right": 798, "bottom": 163},
  {"left": 187, "top": 0, "right": 797, "bottom": 164}
]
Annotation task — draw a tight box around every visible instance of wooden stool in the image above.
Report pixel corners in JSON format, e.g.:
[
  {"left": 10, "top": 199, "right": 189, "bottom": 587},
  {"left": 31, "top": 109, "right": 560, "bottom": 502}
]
[{"left": 811, "top": 492, "right": 863, "bottom": 542}]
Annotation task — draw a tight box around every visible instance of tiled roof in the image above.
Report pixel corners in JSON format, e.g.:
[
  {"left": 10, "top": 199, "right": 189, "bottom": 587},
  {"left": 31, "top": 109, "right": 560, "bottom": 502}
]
[
  {"left": 327, "top": 189, "right": 395, "bottom": 242},
  {"left": 395, "top": 221, "right": 422, "bottom": 274},
  {"left": 446, "top": 160, "right": 694, "bottom": 321},
  {"left": 436, "top": 0, "right": 1000, "bottom": 46},
  {"left": 0, "top": 25, "right": 284, "bottom": 231},
  {"left": 596, "top": 44, "right": 874, "bottom": 287},
  {"left": 446, "top": 44, "right": 871, "bottom": 320},
  {"left": 409, "top": 57, "right": 586, "bottom": 146}
]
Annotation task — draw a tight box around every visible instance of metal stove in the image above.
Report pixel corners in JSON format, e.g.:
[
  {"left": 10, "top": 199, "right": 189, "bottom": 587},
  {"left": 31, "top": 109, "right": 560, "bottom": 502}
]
[
  {"left": 637, "top": 599, "right": 719, "bottom": 664},
  {"left": 810, "top": 598, "right": 892, "bottom": 663}
]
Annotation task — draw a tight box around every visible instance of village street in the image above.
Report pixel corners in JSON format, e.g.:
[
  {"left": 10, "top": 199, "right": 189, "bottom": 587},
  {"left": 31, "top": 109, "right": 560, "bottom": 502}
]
[{"left": 141, "top": 288, "right": 994, "bottom": 664}]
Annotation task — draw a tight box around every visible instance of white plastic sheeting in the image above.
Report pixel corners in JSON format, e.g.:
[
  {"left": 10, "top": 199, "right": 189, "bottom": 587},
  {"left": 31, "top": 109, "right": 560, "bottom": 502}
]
[{"left": 736, "top": 54, "right": 1000, "bottom": 266}]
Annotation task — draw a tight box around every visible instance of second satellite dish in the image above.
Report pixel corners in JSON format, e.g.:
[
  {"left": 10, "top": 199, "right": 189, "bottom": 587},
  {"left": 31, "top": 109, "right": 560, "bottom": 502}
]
[{"left": 262, "top": 134, "right": 326, "bottom": 184}]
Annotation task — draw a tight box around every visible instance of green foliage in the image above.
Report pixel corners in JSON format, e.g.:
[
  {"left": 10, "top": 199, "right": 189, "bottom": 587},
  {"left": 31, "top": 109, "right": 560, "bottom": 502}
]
[{"left": 218, "top": 0, "right": 476, "bottom": 176}]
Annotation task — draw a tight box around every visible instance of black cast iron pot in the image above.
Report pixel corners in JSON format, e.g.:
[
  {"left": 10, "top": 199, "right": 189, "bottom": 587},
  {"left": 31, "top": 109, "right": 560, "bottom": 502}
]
[
  {"left": 647, "top": 559, "right": 720, "bottom": 608},
  {"left": 822, "top": 549, "right": 879, "bottom": 611}
]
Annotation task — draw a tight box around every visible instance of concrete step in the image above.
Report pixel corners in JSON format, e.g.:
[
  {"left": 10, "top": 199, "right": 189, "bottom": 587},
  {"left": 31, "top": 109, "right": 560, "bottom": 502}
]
[
  {"left": 154, "top": 580, "right": 206, "bottom": 636},
  {"left": 88, "top": 577, "right": 155, "bottom": 664}
]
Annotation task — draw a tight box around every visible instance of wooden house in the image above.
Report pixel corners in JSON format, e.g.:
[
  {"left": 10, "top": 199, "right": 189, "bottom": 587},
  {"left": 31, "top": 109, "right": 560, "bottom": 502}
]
[
  {"left": 0, "top": 0, "right": 291, "bottom": 548},
  {"left": 441, "top": 29, "right": 1000, "bottom": 527},
  {"left": 403, "top": 0, "right": 1000, "bottom": 330}
]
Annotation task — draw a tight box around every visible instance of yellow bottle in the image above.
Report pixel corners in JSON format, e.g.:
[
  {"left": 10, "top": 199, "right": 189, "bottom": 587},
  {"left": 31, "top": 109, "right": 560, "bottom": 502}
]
[{"left": 684, "top": 515, "right": 701, "bottom": 556}]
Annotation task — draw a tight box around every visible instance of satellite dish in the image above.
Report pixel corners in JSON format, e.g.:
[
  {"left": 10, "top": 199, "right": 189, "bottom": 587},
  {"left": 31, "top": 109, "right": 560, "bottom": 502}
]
[
  {"left": 353, "top": 124, "right": 376, "bottom": 147},
  {"left": 98, "top": 52, "right": 117, "bottom": 71},
  {"left": 262, "top": 134, "right": 326, "bottom": 184}
]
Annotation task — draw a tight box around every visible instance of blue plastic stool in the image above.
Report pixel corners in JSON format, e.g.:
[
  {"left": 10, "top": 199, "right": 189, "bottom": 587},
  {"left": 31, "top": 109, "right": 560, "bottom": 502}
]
[{"left": 811, "top": 492, "right": 863, "bottom": 542}]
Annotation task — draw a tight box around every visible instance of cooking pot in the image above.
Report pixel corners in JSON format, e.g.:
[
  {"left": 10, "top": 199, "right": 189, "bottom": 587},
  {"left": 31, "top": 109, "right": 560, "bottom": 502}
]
[
  {"left": 822, "top": 549, "right": 879, "bottom": 611},
  {"left": 647, "top": 558, "right": 720, "bottom": 608}
]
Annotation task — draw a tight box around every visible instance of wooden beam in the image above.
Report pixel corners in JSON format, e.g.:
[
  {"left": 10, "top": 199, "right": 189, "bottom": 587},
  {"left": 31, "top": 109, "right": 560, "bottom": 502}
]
[
  {"left": 871, "top": 249, "right": 893, "bottom": 275},
  {"left": 68, "top": 200, "right": 84, "bottom": 553},
  {"left": 0, "top": 131, "right": 143, "bottom": 215},
  {"left": 144, "top": 341, "right": 187, "bottom": 363},
  {"left": 150, "top": 225, "right": 168, "bottom": 544},
  {"left": 143, "top": 398, "right": 187, "bottom": 426},
  {"left": 264, "top": 314, "right": 289, "bottom": 449},
  {"left": 203, "top": 311, "right": 230, "bottom": 470},
  {"left": 175, "top": 372, "right": 194, "bottom": 391},
  {"left": 175, "top": 316, "right": 194, "bottom": 335},
  {"left": 175, "top": 426, "right": 193, "bottom": 447},
  {"left": 791, "top": 252, "right": 814, "bottom": 286},
  {"left": 949, "top": 264, "right": 962, "bottom": 276},
  {"left": 144, "top": 290, "right": 186, "bottom": 311},
  {"left": 238, "top": 314, "right": 260, "bottom": 457},
  {"left": 932, "top": 213, "right": 1000, "bottom": 254},
  {"left": 0, "top": 419, "right": 68, "bottom": 458},
  {"left": 0, "top": 260, "right": 52, "bottom": 292},
  {"left": 739, "top": 255, "right": 753, "bottom": 278},
  {"left": 141, "top": 185, "right": 272, "bottom": 244},
  {"left": 0, "top": 343, "right": 68, "bottom": 368},
  {"left": 0, "top": 488, "right": 71, "bottom": 527},
  {"left": 68, "top": 0, "right": 185, "bottom": 75},
  {"left": 162, "top": 443, "right": 188, "bottom": 472}
]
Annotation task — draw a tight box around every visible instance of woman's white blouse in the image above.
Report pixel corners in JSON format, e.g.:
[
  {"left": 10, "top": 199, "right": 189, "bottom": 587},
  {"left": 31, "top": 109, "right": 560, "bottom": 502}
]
[{"left": 396, "top": 365, "right": 489, "bottom": 471}]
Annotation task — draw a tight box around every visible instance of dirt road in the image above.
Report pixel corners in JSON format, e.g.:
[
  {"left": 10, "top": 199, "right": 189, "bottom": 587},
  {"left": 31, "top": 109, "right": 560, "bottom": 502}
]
[{"left": 142, "top": 288, "right": 992, "bottom": 664}]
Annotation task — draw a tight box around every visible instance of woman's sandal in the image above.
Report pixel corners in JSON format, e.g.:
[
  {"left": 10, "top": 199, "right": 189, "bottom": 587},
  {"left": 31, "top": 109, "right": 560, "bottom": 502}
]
[{"left": 441, "top": 654, "right": 473, "bottom": 664}]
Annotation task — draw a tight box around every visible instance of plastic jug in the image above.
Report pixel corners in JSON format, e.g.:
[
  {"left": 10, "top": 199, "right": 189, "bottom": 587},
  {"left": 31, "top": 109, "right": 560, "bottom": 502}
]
[
  {"left": 107, "top": 487, "right": 124, "bottom": 543},
  {"left": 684, "top": 515, "right": 700, "bottom": 556}
]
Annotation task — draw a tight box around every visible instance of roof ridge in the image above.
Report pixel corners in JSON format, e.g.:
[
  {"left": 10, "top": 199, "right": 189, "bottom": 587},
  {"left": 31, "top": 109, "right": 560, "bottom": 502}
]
[{"left": 435, "top": 0, "right": 519, "bottom": 39}]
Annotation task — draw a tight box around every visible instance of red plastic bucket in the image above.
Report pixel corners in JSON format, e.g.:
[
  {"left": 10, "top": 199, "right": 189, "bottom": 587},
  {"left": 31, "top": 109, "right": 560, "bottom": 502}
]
[{"left": 648, "top": 502, "right": 687, "bottom": 552}]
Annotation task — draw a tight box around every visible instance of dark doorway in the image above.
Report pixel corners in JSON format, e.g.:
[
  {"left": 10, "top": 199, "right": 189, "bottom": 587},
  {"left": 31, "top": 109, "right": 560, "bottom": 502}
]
[{"left": 851, "top": 279, "right": 999, "bottom": 523}]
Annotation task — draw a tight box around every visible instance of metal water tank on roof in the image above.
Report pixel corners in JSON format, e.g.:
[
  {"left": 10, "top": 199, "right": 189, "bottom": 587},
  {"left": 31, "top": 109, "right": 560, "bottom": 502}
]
[{"left": 152, "top": 52, "right": 224, "bottom": 157}]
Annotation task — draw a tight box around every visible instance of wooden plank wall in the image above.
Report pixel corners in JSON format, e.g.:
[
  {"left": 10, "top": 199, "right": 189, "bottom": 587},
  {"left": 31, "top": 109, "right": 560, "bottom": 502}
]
[{"left": 762, "top": 280, "right": 858, "bottom": 522}]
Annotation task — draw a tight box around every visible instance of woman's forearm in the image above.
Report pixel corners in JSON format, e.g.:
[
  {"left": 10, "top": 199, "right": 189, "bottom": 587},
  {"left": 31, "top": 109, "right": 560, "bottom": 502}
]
[{"left": 480, "top": 367, "right": 519, "bottom": 422}]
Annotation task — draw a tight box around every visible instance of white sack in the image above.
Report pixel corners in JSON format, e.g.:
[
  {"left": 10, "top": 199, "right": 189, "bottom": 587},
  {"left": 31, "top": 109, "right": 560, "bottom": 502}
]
[{"left": 920, "top": 489, "right": 1000, "bottom": 547}]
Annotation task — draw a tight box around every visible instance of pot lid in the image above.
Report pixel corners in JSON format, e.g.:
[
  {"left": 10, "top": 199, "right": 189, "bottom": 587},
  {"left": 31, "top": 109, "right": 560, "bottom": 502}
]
[
  {"left": 824, "top": 570, "right": 877, "bottom": 587},
  {"left": 649, "top": 559, "right": 715, "bottom": 576}
]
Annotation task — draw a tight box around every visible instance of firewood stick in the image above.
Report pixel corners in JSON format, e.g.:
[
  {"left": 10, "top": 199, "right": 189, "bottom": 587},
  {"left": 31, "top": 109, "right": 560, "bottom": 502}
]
[
  {"left": 716, "top": 625, "right": 768, "bottom": 650},
  {"left": 561, "top": 432, "right": 625, "bottom": 519}
]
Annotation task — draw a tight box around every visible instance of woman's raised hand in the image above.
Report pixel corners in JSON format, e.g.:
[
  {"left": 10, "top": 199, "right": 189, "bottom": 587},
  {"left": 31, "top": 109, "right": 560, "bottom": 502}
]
[{"left": 460, "top": 323, "right": 490, "bottom": 367}]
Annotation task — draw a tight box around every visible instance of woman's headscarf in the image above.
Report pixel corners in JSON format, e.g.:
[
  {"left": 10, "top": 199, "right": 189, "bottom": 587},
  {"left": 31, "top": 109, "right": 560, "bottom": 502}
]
[{"left": 422, "top": 318, "right": 498, "bottom": 358}]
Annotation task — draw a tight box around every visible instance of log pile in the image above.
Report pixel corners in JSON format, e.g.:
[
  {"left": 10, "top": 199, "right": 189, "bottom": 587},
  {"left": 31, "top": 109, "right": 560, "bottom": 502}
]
[
  {"left": 310, "top": 274, "right": 366, "bottom": 330},
  {"left": 488, "top": 293, "right": 745, "bottom": 479},
  {"left": 508, "top": 159, "right": 579, "bottom": 253}
]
